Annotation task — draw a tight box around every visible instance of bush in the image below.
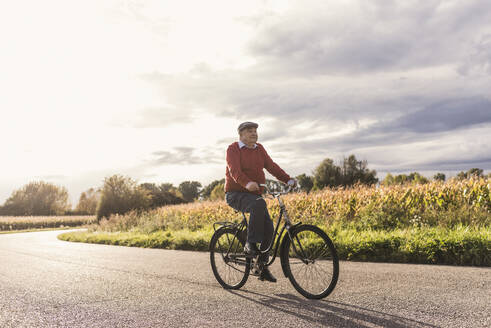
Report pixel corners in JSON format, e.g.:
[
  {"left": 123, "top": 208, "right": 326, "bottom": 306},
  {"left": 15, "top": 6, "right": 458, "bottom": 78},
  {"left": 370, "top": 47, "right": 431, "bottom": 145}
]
[
  {"left": 201, "top": 179, "right": 225, "bottom": 200},
  {"left": 96, "top": 175, "right": 151, "bottom": 221},
  {"left": 75, "top": 188, "right": 100, "bottom": 215},
  {"left": 1, "top": 181, "right": 71, "bottom": 216},
  {"left": 140, "top": 183, "right": 186, "bottom": 208},
  {"left": 209, "top": 182, "right": 225, "bottom": 201}
]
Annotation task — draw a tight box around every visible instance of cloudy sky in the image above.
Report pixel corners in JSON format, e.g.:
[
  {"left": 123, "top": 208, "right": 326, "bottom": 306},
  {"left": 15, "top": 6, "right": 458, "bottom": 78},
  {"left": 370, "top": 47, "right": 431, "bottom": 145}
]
[{"left": 1, "top": 0, "right": 490, "bottom": 206}]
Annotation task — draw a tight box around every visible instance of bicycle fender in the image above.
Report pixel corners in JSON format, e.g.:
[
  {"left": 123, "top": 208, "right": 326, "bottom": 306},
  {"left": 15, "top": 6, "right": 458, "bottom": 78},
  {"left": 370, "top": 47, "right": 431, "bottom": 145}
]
[
  {"left": 209, "top": 226, "right": 246, "bottom": 252},
  {"left": 209, "top": 227, "right": 227, "bottom": 251}
]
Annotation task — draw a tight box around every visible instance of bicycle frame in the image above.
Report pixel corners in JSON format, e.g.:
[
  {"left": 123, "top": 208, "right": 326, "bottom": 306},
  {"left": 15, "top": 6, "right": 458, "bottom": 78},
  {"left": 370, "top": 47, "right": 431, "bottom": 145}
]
[
  {"left": 211, "top": 184, "right": 340, "bottom": 298},
  {"left": 215, "top": 184, "right": 302, "bottom": 268}
]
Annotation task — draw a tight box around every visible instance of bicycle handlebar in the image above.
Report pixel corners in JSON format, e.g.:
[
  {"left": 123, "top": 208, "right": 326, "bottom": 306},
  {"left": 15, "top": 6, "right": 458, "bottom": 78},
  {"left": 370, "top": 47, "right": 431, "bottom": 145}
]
[{"left": 259, "top": 183, "right": 293, "bottom": 197}]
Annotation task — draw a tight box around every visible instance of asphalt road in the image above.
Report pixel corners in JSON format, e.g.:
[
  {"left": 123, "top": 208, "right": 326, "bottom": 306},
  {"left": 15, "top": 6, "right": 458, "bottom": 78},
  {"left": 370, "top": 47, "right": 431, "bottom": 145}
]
[{"left": 0, "top": 230, "right": 489, "bottom": 328}]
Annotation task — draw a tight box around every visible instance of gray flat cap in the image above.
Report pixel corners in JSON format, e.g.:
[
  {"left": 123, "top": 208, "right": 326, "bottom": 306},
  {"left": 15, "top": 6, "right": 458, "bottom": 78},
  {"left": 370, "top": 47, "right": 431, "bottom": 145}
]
[{"left": 237, "top": 121, "right": 258, "bottom": 133}]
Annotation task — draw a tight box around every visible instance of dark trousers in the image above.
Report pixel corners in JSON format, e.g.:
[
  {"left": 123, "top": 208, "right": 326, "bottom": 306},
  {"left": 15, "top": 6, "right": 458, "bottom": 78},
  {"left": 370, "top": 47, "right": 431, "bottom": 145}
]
[{"left": 225, "top": 191, "right": 274, "bottom": 254}]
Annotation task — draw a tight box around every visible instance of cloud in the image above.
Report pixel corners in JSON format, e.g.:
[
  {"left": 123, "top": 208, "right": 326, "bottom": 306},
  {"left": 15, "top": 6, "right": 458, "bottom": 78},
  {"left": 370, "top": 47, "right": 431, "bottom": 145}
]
[
  {"left": 148, "top": 147, "right": 222, "bottom": 166},
  {"left": 267, "top": 96, "right": 491, "bottom": 175},
  {"left": 136, "top": 1, "right": 491, "bottom": 132},
  {"left": 135, "top": 0, "right": 491, "bottom": 175},
  {"left": 109, "top": 105, "right": 197, "bottom": 128},
  {"left": 34, "top": 175, "right": 67, "bottom": 180},
  {"left": 459, "top": 33, "right": 491, "bottom": 76},
  {"left": 325, "top": 96, "right": 491, "bottom": 146},
  {"left": 389, "top": 97, "right": 491, "bottom": 133},
  {"left": 248, "top": 0, "right": 491, "bottom": 76},
  {"left": 409, "top": 155, "right": 491, "bottom": 171},
  {"left": 132, "top": 107, "right": 194, "bottom": 128}
]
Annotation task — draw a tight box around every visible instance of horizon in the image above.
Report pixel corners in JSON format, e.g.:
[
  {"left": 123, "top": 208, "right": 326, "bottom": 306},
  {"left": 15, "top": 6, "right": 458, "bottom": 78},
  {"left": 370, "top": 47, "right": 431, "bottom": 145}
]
[{"left": 1, "top": 0, "right": 490, "bottom": 206}]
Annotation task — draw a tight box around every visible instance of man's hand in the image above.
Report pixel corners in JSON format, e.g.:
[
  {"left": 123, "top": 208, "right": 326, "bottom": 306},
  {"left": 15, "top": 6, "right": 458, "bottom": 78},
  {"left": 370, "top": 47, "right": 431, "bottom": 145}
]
[{"left": 246, "top": 181, "right": 260, "bottom": 192}]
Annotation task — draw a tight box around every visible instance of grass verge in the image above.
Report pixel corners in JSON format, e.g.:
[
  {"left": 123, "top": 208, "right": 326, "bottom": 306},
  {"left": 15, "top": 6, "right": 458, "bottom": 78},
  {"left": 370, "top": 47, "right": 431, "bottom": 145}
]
[{"left": 58, "top": 225, "right": 490, "bottom": 266}]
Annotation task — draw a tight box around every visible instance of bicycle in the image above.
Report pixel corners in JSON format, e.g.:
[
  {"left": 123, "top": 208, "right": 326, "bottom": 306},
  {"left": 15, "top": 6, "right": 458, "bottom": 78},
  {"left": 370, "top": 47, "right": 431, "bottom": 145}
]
[{"left": 209, "top": 183, "right": 339, "bottom": 299}]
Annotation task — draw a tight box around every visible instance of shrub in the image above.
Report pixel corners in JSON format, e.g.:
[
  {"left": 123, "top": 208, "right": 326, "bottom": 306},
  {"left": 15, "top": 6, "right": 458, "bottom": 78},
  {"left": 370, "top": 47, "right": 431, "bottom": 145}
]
[
  {"left": 1, "top": 181, "right": 70, "bottom": 216},
  {"left": 209, "top": 182, "right": 225, "bottom": 201},
  {"left": 96, "top": 175, "right": 151, "bottom": 221}
]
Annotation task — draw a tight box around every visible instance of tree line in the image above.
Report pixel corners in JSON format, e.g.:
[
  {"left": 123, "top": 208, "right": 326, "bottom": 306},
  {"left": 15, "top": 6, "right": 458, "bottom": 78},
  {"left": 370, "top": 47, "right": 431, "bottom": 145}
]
[
  {"left": 0, "top": 154, "right": 488, "bottom": 219},
  {"left": 0, "top": 178, "right": 200, "bottom": 218}
]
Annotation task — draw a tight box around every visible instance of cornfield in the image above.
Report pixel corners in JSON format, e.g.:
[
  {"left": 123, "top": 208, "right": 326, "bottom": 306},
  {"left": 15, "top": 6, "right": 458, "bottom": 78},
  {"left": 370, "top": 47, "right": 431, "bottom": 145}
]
[
  {"left": 0, "top": 215, "right": 96, "bottom": 231},
  {"left": 96, "top": 177, "right": 490, "bottom": 233}
]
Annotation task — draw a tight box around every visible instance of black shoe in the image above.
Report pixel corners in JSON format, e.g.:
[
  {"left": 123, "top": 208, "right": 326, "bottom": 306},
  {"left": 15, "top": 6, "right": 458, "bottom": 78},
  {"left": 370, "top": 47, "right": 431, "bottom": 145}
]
[
  {"left": 244, "top": 242, "right": 259, "bottom": 256},
  {"left": 259, "top": 268, "right": 277, "bottom": 283}
]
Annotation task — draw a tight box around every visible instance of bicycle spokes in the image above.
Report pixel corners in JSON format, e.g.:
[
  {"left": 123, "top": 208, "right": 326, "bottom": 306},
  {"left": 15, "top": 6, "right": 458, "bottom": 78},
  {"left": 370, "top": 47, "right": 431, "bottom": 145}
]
[
  {"left": 283, "top": 225, "right": 339, "bottom": 299},
  {"left": 210, "top": 228, "right": 250, "bottom": 289}
]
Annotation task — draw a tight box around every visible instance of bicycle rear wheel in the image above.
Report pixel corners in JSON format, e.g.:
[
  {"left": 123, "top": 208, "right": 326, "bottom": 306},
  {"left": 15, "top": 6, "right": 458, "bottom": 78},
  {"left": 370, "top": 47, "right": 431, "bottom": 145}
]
[
  {"left": 210, "top": 227, "right": 250, "bottom": 289},
  {"left": 282, "top": 224, "right": 339, "bottom": 299}
]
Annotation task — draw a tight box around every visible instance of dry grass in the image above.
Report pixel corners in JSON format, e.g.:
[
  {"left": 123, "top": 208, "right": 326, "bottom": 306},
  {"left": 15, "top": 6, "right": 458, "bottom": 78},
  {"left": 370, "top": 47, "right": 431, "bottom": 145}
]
[
  {"left": 94, "top": 177, "right": 490, "bottom": 233},
  {"left": 0, "top": 215, "right": 96, "bottom": 231}
]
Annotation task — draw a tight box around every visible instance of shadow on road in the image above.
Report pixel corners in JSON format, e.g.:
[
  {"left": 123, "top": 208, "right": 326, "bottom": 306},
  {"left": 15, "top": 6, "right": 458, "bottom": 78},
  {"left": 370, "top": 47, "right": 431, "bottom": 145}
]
[{"left": 227, "top": 290, "right": 440, "bottom": 328}]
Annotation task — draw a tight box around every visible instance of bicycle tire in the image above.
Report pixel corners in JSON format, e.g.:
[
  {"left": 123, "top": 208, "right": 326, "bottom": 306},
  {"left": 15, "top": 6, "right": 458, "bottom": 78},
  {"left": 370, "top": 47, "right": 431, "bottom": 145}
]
[
  {"left": 281, "top": 224, "right": 339, "bottom": 299},
  {"left": 210, "top": 227, "right": 250, "bottom": 289}
]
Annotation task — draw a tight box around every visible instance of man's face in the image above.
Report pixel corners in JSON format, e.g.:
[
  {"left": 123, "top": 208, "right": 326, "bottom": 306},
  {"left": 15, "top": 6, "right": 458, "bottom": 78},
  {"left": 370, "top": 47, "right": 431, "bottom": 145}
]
[{"left": 240, "top": 127, "right": 258, "bottom": 144}]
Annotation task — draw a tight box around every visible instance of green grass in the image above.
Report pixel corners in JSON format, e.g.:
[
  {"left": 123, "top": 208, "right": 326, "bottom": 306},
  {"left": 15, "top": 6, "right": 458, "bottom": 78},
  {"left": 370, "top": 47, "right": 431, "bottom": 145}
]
[
  {"left": 58, "top": 225, "right": 491, "bottom": 266},
  {"left": 58, "top": 228, "right": 212, "bottom": 250},
  {"left": 328, "top": 225, "right": 490, "bottom": 266}
]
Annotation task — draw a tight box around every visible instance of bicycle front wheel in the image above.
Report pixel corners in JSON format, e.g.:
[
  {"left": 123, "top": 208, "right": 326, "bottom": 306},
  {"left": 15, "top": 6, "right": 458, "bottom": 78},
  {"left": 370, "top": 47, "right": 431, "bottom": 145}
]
[
  {"left": 210, "top": 227, "right": 250, "bottom": 289},
  {"left": 282, "top": 224, "right": 339, "bottom": 299}
]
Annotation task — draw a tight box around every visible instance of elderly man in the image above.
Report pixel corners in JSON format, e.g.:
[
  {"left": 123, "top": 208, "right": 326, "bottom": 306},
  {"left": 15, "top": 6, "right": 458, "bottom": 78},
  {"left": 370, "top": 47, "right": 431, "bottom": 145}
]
[{"left": 225, "top": 121, "right": 296, "bottom": 282}]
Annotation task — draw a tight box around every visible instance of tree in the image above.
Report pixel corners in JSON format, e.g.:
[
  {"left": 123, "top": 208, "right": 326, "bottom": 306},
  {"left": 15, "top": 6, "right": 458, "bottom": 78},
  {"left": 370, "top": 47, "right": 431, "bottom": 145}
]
[
  {"left": 1, "top": 181, "right": 70, "bottom": 216},
  {"left": 75, "top": 188, "right": 100, "bottom": 215},
  {"left": 408, "top": 172, "right": 429, "bottom": 184},
  {"left": 313, "top": 158, "right": 342, "bottom": 190},
  {"left": 159, "top": 183, "right": 184, "bottom": 199},
  {"left": 312, "top": 155, "right": 378, "bottom": 190},
  {"left": 139, "top": 183, "right": 185, "bottom": 208},
  {"left": 456, "top": 171, "right": 467, "bottom": 180},
  {"left": 433, "top": 173, "right": 446, "bottom": 181},
  {"left": 209, "top": 182, "right": 225, "bottom": 201},
  {"left": 456, "top": 168, "right": 484, "bottom": 180},
  {"left": 178, "top": 181, "right": 202, "bottom": 202},
  {"left": 340, "top": 154, "right": 378, "bottom": 186},
  {"left": 467, "top": 168, "right": 483, "bottom": 178},
  {"left": 296, "top": 174, "right": 314, "bottom": 193},
  {"left": 381, "top": 173, "right": 395, "bottom": 186},
  {"left": 381, "top": 172, "right": 428, "bottom": 186},
  {"left": 96, "top": 175, "right": 151, "bottom": 221},
  {"left": 394, "top": 174, "right": 409, "bottom": 185},
  {"left": 201, "top": 179, "right": 225, "bottom": 199}
]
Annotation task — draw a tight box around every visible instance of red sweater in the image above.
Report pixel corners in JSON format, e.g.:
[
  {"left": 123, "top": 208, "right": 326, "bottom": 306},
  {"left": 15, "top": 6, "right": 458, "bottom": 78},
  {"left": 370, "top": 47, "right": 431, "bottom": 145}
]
[{"left": 225, "top": 142, "right": 291, "bottom": 195}]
